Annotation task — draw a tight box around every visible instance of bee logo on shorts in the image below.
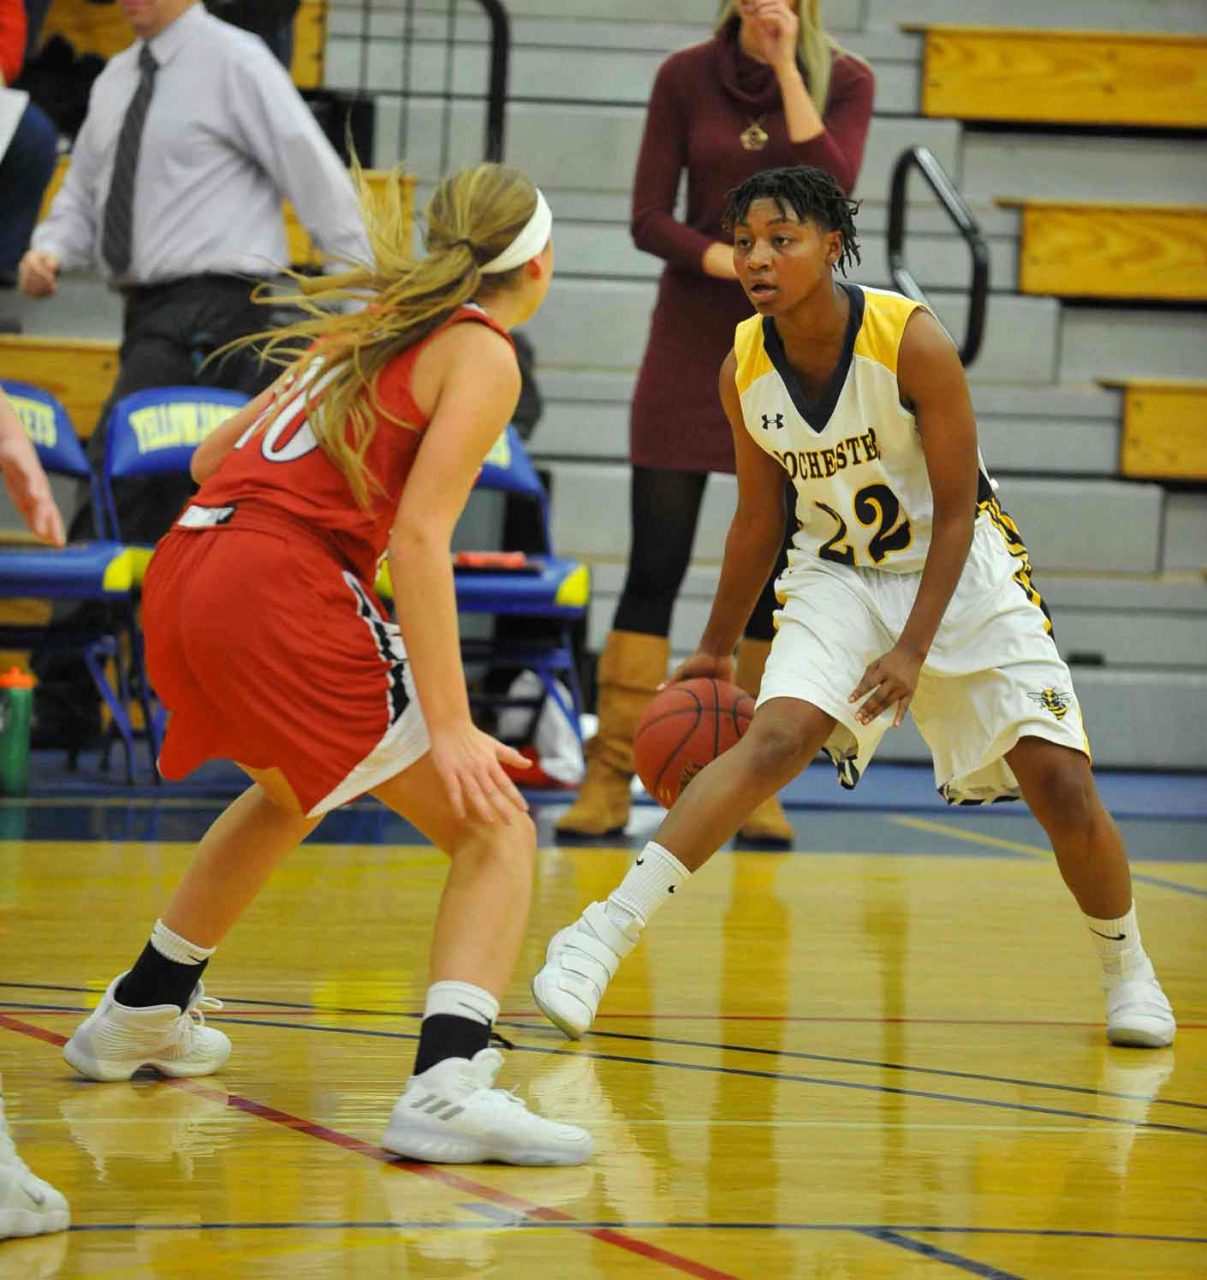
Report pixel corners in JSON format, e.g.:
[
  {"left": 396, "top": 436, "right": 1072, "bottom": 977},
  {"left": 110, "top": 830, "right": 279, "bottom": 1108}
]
[{"left": 1028, "top": 688, "right": 1072, "bottom": 720}]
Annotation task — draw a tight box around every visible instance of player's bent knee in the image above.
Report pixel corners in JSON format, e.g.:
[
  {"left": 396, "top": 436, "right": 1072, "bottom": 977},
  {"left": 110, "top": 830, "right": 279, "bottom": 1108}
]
[
  {"left": 1018, "top": 746, "right": 1099, "bottom": 835},
  {"left": 742, "top": 715, "right": 818, "bottom": 782},
  {"left": 450, "top": 812, "right": 537, "bottom": 871}
]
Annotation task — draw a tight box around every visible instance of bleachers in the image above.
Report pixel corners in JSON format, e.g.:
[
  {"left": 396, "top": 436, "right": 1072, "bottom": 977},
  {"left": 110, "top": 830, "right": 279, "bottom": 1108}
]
[
  {"left": 1005, "top": 200, "right": 1207, "bottom": 301},
  {"left": 910, "top": 25, "right": 1207, "bottom": 128},
  {"left": 8, "top": 0, "right": 1207, "bottom": 769},
  {"left": 1102, "top": 378, "right": 1207, "bottom": 482}
]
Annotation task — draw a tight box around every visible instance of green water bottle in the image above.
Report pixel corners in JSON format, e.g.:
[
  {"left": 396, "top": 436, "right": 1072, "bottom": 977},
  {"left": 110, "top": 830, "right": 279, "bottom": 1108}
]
[{"left": 0, "top": 667, "right": 36, "bottom": 796}]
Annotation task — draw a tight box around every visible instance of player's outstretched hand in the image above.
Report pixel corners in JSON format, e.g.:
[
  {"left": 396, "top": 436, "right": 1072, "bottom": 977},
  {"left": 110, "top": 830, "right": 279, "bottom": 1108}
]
[
  {"left": 429, "top": 723, "right": 531, "bottom": 824},
  {"left": 662, "top": 650, "right": 736, "bottom": 690},
  {"left": 849, "top": 644, "right": 924, "bottom": 727}
]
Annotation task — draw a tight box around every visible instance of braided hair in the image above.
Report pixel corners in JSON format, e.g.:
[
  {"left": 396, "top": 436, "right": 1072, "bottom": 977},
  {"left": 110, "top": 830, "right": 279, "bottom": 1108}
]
[{"left": 722, "top": 166, "right": 861, "bottom": 275}]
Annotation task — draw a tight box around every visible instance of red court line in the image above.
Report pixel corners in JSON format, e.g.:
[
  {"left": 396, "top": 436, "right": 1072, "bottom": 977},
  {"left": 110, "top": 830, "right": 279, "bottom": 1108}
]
[{"left": 0, "top": 1012, "right": 740, "bottom": 1280}]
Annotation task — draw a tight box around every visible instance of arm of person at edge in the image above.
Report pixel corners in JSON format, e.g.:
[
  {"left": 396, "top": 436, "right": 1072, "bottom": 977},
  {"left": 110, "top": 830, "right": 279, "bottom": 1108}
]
[
  {"left": 387, "top": 322, "right": 531, "bottom": 825},
  {"left": 667, "top": 350, "right": 786, "bottom": 686},
  {"left": 0, "top": 389, "right": 66, "bottom": 547},
  {"left": 190, "top": 377, "right": 287, "bottom": 484},
  {"left": 849, "top": 309, "right": 979, "bottom": 727}
]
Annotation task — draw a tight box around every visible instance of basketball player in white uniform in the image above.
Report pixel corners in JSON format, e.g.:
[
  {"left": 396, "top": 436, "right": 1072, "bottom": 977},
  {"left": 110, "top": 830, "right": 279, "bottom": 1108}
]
[{"left": 533, "top": 165, "right": 1175, "bottom": 1049}]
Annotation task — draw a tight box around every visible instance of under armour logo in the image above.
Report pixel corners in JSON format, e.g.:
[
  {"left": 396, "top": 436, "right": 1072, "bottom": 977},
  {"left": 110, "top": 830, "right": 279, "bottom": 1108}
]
[
  {"left": 760, "top": 413, "right": 784, "bottom": 431},
  {"left": 668, "top": 885, "right": 676, "bottom": 894}
]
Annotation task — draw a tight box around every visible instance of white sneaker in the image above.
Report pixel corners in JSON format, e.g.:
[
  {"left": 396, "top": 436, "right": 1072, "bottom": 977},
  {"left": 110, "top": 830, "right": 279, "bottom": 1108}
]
[
  {"left": 0, "top": 1094, "right": 69, "bottom": 1239},
  {"left": 1105, "top": 959, "right": 1176, "bottom": 1048},
  {"left": 531, "top": 901, "right": 637, "bottom": 1039},
  {"left": 62, "top": 974, "right": 231, "bottom": 1081},
  {"left": 382, "top": 1048, "right": 593, "bottom": 1166}
]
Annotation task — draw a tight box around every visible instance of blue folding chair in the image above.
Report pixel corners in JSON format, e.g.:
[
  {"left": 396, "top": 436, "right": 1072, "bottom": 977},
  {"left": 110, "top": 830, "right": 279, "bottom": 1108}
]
[
  {"left": 99, "top": 385, "right": 252, "bottom": 754},
  {"left": 0, "top": 380, "right": 145, "bottom": 779},
  {"left": 377, "top": 424, "right": 590, "bottom": 748}
]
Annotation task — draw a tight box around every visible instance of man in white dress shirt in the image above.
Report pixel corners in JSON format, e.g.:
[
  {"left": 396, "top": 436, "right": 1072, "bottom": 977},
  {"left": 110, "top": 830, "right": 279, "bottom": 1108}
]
[{"left": 17, "top": 0, "right": 370, "bottom": 749}]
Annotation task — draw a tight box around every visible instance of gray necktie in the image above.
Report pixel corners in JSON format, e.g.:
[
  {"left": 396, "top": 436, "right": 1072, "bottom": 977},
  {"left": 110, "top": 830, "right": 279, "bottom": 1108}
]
[{"left": 101, "top": 44, "right": 159, "bottom": 278}]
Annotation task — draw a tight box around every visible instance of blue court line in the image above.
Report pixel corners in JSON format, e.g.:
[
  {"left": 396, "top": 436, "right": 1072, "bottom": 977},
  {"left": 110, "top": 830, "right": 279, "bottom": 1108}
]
[
  {"left": 859, "top": 1228, "right": 1025, "bottom": 1279},
  {"left": 17, "top": 999, "right": 1198, "bottom": 1134},
  {"left": 56, "top": 1221, "right": 1207, "bottom": 1244},
  {"left": 549, "top": 1025, "right": 1207, "bottom": 1114},
  {"left": 1132, "top": 871, "right": 1207, "bottom": 899},
  {"left": 4, "top": 985, "right": 1202, "bottom": 1114},
  {"left": 177, "top": 1012, "right": 1207, "bottom": 1136}
]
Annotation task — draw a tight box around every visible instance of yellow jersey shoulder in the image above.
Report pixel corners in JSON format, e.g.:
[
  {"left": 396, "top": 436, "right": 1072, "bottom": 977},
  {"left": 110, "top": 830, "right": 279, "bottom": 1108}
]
[
  {"left": 733, "top": 314, "right": 774, "bottom": 395},
  {"left": 853, "top": 287, "right": 927, "bottom": 376}
]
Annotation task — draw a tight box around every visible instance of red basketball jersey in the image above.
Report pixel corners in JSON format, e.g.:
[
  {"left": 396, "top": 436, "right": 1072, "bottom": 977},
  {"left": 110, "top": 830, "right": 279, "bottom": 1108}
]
[{"left": 196, "top": 305, "right": 513, "bottom": 583}]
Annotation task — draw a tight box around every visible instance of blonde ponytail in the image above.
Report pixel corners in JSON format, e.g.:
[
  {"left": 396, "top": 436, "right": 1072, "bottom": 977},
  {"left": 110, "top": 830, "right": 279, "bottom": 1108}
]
[{"left": 233, "top": 162, "right": 540, "bottom": 508}]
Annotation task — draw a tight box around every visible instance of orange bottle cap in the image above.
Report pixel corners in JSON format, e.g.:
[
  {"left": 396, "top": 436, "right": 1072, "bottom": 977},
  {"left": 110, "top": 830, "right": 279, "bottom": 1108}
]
[{"left": 0, "top": 666, "right": 36, "bottom": 689}]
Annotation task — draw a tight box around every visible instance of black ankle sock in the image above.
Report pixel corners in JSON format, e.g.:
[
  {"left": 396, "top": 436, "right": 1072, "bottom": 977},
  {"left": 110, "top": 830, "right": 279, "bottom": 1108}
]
[
  {"left": 413, "top": 1013, "right": 491, "bottom": 1075},
  {"left": 115, "top": 943, "right": 208, "bottom": 1012}
]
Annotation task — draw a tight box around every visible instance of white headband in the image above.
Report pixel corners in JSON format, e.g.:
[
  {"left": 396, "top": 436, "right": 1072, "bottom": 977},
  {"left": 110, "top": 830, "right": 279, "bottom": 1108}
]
[{"left": 479, "top": 189, "right": 552, "bottom": 274}]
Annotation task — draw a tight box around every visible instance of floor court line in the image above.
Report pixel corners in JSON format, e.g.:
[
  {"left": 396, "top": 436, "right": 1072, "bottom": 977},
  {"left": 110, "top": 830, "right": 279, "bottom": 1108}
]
[
  {"left": 6, "top": 998, "right": 1203, "bottom": 1115},
  {"left": 859, "top": 1228, "right": 1025, "bottom": 1280},
  {"left": 890, "top": 815, "right": 1207, "bottom": 898},
  {"left": 12, "top": 978, "right": 1206, "bottom": 1029},
  {"left": 0, "top": 1012, "right": 742, "bottom": 1280},
  {"left": 47, "top": 1222, "right": 1207, "bottom": 1244},
  {"left": 9, "top": 1008, "right": 1187, "bottom": 1137}
]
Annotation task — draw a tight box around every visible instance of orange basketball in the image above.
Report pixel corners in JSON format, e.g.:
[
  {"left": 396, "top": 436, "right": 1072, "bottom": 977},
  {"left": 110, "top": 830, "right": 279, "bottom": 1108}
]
[{"left": 633, "top": 678, "right": 755, "bottom": 809}]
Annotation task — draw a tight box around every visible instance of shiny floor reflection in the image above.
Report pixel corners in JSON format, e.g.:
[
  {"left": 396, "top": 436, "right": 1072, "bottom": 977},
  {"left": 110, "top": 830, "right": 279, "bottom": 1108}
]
[{"left": 1, "top": 801, "right": 1205, "bottom": 1278}]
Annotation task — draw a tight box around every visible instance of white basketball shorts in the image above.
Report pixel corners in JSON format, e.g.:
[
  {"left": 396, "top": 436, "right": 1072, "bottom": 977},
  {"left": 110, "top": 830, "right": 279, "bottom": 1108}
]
[{"left": 757, "top": 515, "right": 1090, "bottom": 804}]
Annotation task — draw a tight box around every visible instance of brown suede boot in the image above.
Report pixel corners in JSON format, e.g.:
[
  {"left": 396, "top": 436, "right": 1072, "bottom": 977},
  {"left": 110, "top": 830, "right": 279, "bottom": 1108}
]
[
  {"left": 555, "top": 630, "right": 669, "bottom": 839},
  {"left": 734, "top": 638, "right": 795, "bottom": 848}
]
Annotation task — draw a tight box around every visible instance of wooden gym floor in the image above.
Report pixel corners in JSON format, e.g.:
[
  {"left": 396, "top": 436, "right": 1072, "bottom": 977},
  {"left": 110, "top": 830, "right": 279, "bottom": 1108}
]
[{"left": 1, "top": 787, "right": 1204, "bottom": 1279}]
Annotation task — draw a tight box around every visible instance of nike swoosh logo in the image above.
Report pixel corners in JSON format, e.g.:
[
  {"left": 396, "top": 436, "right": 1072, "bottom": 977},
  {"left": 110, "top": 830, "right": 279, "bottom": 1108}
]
[{"left": 1089, "top": 929, "right": 1126, "bottom": 941}]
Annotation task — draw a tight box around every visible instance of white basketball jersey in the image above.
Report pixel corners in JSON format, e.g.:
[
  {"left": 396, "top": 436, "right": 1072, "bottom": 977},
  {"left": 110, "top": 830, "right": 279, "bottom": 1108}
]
[{"left": 736, "top": 284, "right": 947, "bottom": 575}]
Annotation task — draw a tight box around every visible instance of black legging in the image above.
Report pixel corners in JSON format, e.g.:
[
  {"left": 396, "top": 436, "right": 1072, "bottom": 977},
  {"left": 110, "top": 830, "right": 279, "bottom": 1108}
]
[{"left": 613, "top": 466, "right": 793, "bottom": 643}]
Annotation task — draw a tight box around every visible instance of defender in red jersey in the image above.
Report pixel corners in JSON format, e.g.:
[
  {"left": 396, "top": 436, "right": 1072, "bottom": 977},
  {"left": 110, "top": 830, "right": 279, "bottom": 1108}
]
[{"left": 62, "top": 164, "right": 594, "bottom": 1166}]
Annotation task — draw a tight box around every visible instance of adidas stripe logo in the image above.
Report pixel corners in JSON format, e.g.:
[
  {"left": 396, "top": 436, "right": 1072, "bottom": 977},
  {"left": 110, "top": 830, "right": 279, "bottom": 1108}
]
[{"left": 411, "top": 1092, "right": 465, "bottom": 1120}]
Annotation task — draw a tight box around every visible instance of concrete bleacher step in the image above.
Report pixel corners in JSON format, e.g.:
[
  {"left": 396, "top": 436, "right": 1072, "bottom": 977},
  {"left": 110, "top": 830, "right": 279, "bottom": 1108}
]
[
  {"left": 587, "top": 560, "right": 1207, "bottom": 669},
  {"left": 532, "top": 209, "right": 1019, "bottom": 292},
  {"left": 911, "top": 25, "right": 1207, "bottom": 129},
  {"left": 356, "top": 0, "right": 867, "bottom": 29},
  {"left": 1057, "top": 306, "right": 1207, "bottom": 384},
  {"left": 867, "top": 0, "right": 1207, "bottom": 34},
  {"left": 960, "top": 132, "right": 1207, "bottom": 205},
  {"left": 533, "top": 377, "right": 1121, "bottom": 477},
  {"left": 325, "top": 25, "right": 922, "bottom": 115},
  {"left": 541, "top": 461, "right": 1167, "bottom": 573},
  {"left": 1006, "top": 200, "right": 1207, "bottom": 302},
  {"left": 526, "top": 279, "right": 1059, "bottom": 384},
  {"left": 370, "top": 98, "right": 961, "bottom": 201}
]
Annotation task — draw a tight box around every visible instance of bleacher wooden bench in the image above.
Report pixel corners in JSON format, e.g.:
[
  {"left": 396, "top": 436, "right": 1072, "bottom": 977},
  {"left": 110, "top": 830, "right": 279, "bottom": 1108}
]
[
  {"left": 1100, "top": 378, "right": 1207, "bottom": 483},
  {"left": 999, "top": 199, "right": 1207, "bottom": 302},
  {"left": 906, "top": 25, "right": 1207, "bottom": 129}
]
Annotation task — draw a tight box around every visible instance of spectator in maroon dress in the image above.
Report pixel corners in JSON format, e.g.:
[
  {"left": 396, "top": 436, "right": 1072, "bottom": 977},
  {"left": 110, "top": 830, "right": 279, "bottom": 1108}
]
[{"left": 557, "top": 0, "right": 873, "bottom": 844}]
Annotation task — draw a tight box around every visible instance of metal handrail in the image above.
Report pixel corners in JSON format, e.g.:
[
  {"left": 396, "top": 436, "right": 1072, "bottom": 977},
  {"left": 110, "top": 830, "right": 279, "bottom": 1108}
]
[
  {"left": 887, "top": 145, "right": 989, "bottom": 367},
  {"left": 477, "top": 0, "right": 510, "bottom": 161}
]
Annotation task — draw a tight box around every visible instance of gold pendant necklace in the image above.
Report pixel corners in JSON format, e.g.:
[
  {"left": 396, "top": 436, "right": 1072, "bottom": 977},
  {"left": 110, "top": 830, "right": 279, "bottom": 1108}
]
[{"left": 740, "top": 117, "right": 769, "bottom": 151}]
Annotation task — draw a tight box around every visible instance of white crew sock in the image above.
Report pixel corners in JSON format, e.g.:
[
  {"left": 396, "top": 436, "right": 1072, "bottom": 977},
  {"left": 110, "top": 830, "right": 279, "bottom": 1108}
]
[
  {"left": 604, "top": 841, "right": 690, "bottom": 933},
  {"left": 1083, "top": 904, "right": 1148, "bottom": 976},
  {"left": 423, "top": 980, "right": 499, "bottom": 1027},
  {"left": 150, "top": 919, "right": 215, "bottom": 966}
]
